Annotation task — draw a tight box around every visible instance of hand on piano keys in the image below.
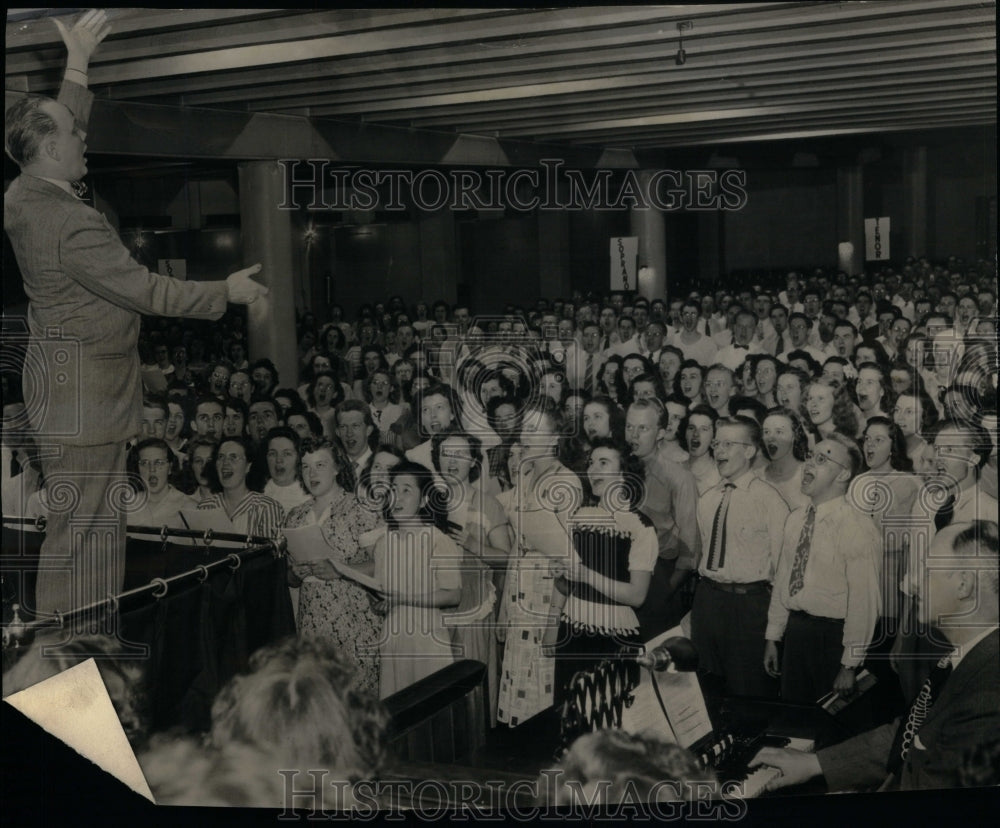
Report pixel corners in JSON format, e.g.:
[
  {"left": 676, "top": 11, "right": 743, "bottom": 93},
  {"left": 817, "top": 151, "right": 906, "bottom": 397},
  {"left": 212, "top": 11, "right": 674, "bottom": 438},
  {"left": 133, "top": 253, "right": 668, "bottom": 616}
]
[{"left": 747, "top": 745, "right": 822, "bottom": 793}]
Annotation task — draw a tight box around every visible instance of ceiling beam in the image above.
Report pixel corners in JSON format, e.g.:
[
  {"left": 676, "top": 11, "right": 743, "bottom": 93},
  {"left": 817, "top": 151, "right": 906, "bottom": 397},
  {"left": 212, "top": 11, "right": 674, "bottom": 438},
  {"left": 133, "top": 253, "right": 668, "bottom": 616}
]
[
  {"left": 165, "top": 5, "right": 996, "bottom": 110},
  {"left": 0, "top": 89, "right": 603, "bottom": 167},
  {"left": 380, "top": 66, "right": 997, "bottom": 132}
]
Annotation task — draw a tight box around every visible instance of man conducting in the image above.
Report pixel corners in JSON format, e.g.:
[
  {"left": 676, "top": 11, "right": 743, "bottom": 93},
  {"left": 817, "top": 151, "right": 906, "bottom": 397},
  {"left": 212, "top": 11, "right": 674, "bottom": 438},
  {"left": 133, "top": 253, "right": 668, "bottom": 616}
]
[{"left": 4, "top": 11, "right": 268, "bottom": 622}]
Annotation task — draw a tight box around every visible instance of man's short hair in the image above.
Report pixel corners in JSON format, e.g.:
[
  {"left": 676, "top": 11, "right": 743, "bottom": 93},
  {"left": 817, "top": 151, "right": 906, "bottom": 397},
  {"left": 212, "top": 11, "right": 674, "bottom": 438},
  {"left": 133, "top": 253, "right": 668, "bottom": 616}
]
[
  {"left": 4, "top": 95, "right": 58, "bottom": 167},
  {"left": 627, "top": 397, "right": 668, "bottom": 430},
  {"left": 953, "top": 521, "right": 999, "bottom": 597},
  {"left": 335, "top": 398, "right": 375, "bottom": 429},
  {"left": 716, "top": 415, "right": 762, "bottom": 454},
  {"left": 826, "top": 431, "right": 863, "bottom": 479},
  {"left": 788, "top": 312, "right": 813, "bottom": 328}
]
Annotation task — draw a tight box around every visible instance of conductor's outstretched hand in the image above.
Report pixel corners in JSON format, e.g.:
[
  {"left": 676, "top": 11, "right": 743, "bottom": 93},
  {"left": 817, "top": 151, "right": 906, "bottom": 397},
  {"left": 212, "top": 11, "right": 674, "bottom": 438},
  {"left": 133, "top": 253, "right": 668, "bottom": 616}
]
[
  {"left": 54, "top": 10, "right": 112, "bottom": 62},
  {"left": 226, "top": 264, "right": 269, "bottom": 305}
]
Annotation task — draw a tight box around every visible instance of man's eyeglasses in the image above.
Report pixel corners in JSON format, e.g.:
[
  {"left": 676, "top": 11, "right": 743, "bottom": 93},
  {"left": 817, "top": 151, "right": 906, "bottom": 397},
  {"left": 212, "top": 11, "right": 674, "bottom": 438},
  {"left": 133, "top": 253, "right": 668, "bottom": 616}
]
[
  {"left": 710, "top": 440, "right": 751, "bottom": 452},
  {"left": 805, "top": 450, "right": 848, "bottom": 470}
]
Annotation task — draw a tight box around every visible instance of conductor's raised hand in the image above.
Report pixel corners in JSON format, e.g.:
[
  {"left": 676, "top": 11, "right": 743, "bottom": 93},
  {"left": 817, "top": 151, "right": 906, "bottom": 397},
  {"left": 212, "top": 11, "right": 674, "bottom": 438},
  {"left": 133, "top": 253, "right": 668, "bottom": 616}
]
[
  {"left": 54, "top": 10, "right": 112, "bottom": 62},
  {"left": 226, "top": 263, "right": 269, "bottom": 305}
]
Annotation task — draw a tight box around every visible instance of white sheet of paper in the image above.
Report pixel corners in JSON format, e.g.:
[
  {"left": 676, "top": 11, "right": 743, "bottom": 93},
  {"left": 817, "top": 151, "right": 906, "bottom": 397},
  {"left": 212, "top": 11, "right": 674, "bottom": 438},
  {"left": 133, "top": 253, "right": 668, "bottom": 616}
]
[
  {"left": 4, "top": 658, "right": 154, "bottom": 802},
  {"left": 620, "top": 626, "right": 714, "bottom": 750}
]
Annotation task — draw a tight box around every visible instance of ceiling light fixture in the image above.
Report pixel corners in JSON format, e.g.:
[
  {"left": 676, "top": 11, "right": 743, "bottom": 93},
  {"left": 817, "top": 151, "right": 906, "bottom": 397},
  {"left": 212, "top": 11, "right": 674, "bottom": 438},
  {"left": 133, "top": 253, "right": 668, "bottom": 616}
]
[{"left": 676, "top": 21, "right": 692, "bottom": 66}]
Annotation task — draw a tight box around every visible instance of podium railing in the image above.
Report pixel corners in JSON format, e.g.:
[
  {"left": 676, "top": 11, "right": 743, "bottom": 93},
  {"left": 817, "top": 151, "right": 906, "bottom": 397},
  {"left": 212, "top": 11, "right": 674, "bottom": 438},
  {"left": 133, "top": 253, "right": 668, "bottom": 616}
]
[{"left": 2, "top": 520, "right": 296, "bottom": 732}]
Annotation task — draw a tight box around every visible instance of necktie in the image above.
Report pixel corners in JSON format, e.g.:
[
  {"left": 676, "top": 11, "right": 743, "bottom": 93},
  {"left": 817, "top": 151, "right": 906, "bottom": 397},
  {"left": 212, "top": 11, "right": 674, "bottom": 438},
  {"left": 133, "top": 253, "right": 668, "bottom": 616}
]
[
  {"left": 71, "top": 180, "right": 88, "bottom": 199},
  {"left": 788, "top": 504, "right": 816, "bottom": 596},
  {"left": 775, "top": 333, "right": 785, "bottom": 355},
  {"left": 584, "top": 353, "right": 594, "bottom": 394},
  {"left": 704, "top": 319, "right": 712, "bottom": 336},
  {"left": 934, "top": 493, "right": 956, "bottom": 531},
  {"left": 706, "top": 482, "right": 735, "bottom": 571},
  {"left": 886, "top": 657, "right": 953, "bottom": 775},
  {"left": 603, "top": 335, "right": 610, "bottom": 351}
]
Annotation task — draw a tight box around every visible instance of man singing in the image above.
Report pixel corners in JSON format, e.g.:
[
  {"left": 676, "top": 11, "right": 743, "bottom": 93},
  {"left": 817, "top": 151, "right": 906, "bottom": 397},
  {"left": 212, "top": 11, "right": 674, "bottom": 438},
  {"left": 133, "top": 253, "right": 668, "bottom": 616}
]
[{"left": 4, "top": 10, "right": 268, "bottom": 623}]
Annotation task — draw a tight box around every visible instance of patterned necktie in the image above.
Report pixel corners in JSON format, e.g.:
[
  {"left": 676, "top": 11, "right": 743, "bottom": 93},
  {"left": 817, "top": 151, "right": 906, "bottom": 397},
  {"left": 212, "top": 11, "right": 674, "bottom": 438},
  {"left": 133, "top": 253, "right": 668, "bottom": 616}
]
[
  {"left": 788, "top": 504, "right": 816, "bottom": 596},
  {"left": 934, "top": 493, "right": 956, "bottom": 531},
  {"left": 706, "top": 482, "right": 735, "bottom": 571},
  {"left": 584, "top": 353, "right": 594, "bottom": 394},
  {"left": 886, "top": 657, "right": 953, "bottom": 775},
  {"left": 71, "top": 179, "right": 88, "bottom": 200}
]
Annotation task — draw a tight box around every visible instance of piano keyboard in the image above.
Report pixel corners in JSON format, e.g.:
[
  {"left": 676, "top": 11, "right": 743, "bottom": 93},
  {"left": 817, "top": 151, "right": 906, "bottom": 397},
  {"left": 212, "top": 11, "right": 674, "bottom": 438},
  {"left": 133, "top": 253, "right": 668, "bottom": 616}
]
[{"left": 716, "top": 736, "right": 815, "bottom": 799}]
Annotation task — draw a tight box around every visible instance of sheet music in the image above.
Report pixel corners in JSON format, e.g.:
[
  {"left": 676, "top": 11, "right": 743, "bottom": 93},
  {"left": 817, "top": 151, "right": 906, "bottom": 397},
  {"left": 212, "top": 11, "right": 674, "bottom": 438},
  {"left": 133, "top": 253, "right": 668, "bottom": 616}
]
[
  {"left": 619, "top": 627, "right": 714, "bottom": 749},
  {"left": 282, "top": 524, "right": 383, "bottom": 593}
]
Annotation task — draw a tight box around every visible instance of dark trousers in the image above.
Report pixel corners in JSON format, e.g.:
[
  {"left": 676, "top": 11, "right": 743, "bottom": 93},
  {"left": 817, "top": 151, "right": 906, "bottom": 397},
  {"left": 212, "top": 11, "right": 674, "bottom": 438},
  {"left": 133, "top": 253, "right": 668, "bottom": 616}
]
[
  {"left": 689, "top": 579, "right": 777, "bottom": 698},
  {"left": 34, "top": 442, "right": 128, "bottom": 628},
  {"left": 780, "top": 611, "right": 844, "bottom": 704},
  {"left": 634, "top": 556, "right": 683, "bottom": 642}
]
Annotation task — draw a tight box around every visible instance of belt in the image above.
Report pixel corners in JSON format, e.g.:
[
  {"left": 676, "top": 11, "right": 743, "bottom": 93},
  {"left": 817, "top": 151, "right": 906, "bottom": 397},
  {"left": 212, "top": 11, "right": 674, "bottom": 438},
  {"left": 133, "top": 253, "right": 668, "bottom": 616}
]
[
  {"left": 701, "top": 578, "right": 770, "bottom": 595},
  {"left": 790, "top": 609, "right": 844, "bottom": 625}
]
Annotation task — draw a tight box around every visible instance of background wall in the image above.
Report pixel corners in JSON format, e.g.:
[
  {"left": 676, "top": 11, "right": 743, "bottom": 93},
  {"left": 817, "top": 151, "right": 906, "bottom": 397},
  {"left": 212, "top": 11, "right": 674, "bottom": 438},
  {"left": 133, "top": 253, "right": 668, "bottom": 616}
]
[{"left": 4, "top": 126, "right": 994, "bottom": 322}]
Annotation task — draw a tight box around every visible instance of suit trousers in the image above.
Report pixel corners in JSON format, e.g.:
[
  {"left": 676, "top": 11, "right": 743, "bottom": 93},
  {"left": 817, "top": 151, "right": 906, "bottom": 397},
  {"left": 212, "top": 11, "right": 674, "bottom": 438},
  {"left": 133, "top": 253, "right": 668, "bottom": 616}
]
[
  {"left": 689, "top": 580, "right": 778, "bottom": 698},
  {"left": 34, "top": 442, "right": 128, "bottom": 627},
  {"left": 780, "top": 610, "right": 845, "bottom": 704}
]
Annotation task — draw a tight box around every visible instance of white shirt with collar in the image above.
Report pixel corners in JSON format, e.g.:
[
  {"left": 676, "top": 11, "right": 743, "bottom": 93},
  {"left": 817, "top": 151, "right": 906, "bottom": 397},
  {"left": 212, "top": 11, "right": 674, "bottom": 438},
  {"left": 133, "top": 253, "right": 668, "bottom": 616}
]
[
  {"left": 38, "top": 176, "right": 77, "bottom": 197},
  {"left": 767, "top": 495, "right": 882, "bottom": 667},
  {"left": 949, "top": 625, "right": 1000, "bottom": 669},
  {"left": 350, "top": 446, "right": 374, "bottom": 479},
  {"left": 715, "top": 342, "right": 760, "bottom": 372}
]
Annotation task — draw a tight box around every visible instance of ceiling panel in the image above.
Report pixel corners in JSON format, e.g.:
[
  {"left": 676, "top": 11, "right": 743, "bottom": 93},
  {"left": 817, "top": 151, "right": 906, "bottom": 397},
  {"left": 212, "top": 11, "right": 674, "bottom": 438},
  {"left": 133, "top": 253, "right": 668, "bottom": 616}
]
[{"left": 5, "top": 4, "right": 996, "bottom": 156}]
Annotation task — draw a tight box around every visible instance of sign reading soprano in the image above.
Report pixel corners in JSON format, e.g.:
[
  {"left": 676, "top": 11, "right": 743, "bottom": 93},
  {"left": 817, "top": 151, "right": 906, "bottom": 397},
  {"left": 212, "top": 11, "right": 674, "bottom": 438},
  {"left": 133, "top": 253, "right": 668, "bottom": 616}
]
[
  {"left": 278, "top": 160, "right": 749, "bottom": 212},
  {"left": 610, "top": 237, "right": 638, "bottom": 291}
]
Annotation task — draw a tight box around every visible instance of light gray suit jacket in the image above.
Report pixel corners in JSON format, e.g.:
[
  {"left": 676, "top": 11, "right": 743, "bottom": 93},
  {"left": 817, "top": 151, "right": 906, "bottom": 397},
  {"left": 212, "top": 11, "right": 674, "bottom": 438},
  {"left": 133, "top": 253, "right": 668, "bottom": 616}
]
[{"left": 4, "top": 80, "right": 229, "bottom": 446}]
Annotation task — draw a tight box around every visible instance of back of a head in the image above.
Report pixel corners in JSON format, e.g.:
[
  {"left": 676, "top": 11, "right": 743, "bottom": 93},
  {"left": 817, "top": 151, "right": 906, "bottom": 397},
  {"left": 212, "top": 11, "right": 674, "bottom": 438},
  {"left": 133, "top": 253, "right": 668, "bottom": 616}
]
[
  {"left": 209, "top": 637, "right": 388, "bottom": 776},
  {"left": 542, "top": 729, "right": 716, "bottom": 805},
  {"left": 2, "top": 632, "right": 147, "bottom": 742}
]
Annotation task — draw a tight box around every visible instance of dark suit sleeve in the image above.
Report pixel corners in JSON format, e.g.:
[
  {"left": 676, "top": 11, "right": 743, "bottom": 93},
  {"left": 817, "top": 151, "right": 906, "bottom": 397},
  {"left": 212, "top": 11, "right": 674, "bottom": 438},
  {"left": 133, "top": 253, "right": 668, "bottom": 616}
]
[
  {"left": 816, "top": 721, "right": 896, "bottom": 791},
  {"left": 905, "top": 689, "right": 1000, "bottom": 789},
  {"left": 58, "top": 208, "right": 228, "bottom": 320}
]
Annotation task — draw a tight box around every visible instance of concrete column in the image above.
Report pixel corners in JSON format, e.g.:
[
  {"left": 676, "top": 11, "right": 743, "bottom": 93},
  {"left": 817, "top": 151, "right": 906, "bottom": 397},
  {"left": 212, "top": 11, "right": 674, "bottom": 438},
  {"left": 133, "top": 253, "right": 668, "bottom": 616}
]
[
  {"left": 237, "top": 161, "right": 299, "bottom": 389},
  {"left": 836, "top": 164, "right": 864, "bottom": 275},
  {"left": 901, "top": 146, "right": 928, "bottom": 258},
  {"left": 630, "top": 170, "right": 667, "bottom": 301}
]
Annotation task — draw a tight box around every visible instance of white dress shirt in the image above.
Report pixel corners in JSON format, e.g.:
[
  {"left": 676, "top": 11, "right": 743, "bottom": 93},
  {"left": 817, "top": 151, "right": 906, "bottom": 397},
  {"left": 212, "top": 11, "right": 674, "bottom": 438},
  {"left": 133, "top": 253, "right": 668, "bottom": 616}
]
[
  {"left": 766, "top": 495, "right": 882, "bottom": 668},
  {"left": 696, "top": 470, "right": 789, "bottom": 583}
]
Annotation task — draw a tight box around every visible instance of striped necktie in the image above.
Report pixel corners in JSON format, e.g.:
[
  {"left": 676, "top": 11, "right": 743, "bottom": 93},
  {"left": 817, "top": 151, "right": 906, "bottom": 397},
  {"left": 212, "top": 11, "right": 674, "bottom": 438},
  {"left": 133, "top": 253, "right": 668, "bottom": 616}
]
[
  {"left": 584, "top": 353, "right": 595, "bottom": 394},
  {"left": 706, "top": 482, "right": 735, "bottom": 571},
  {"left": 788, "top": 504, "right": 816, "bottom": 596}
]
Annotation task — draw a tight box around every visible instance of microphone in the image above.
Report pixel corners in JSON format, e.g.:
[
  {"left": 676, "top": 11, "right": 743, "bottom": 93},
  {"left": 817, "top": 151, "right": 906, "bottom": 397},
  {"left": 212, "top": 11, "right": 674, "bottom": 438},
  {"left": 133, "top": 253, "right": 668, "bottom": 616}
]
[{"left": 635, "top": 636, "right": 699, "bottom": 672}]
